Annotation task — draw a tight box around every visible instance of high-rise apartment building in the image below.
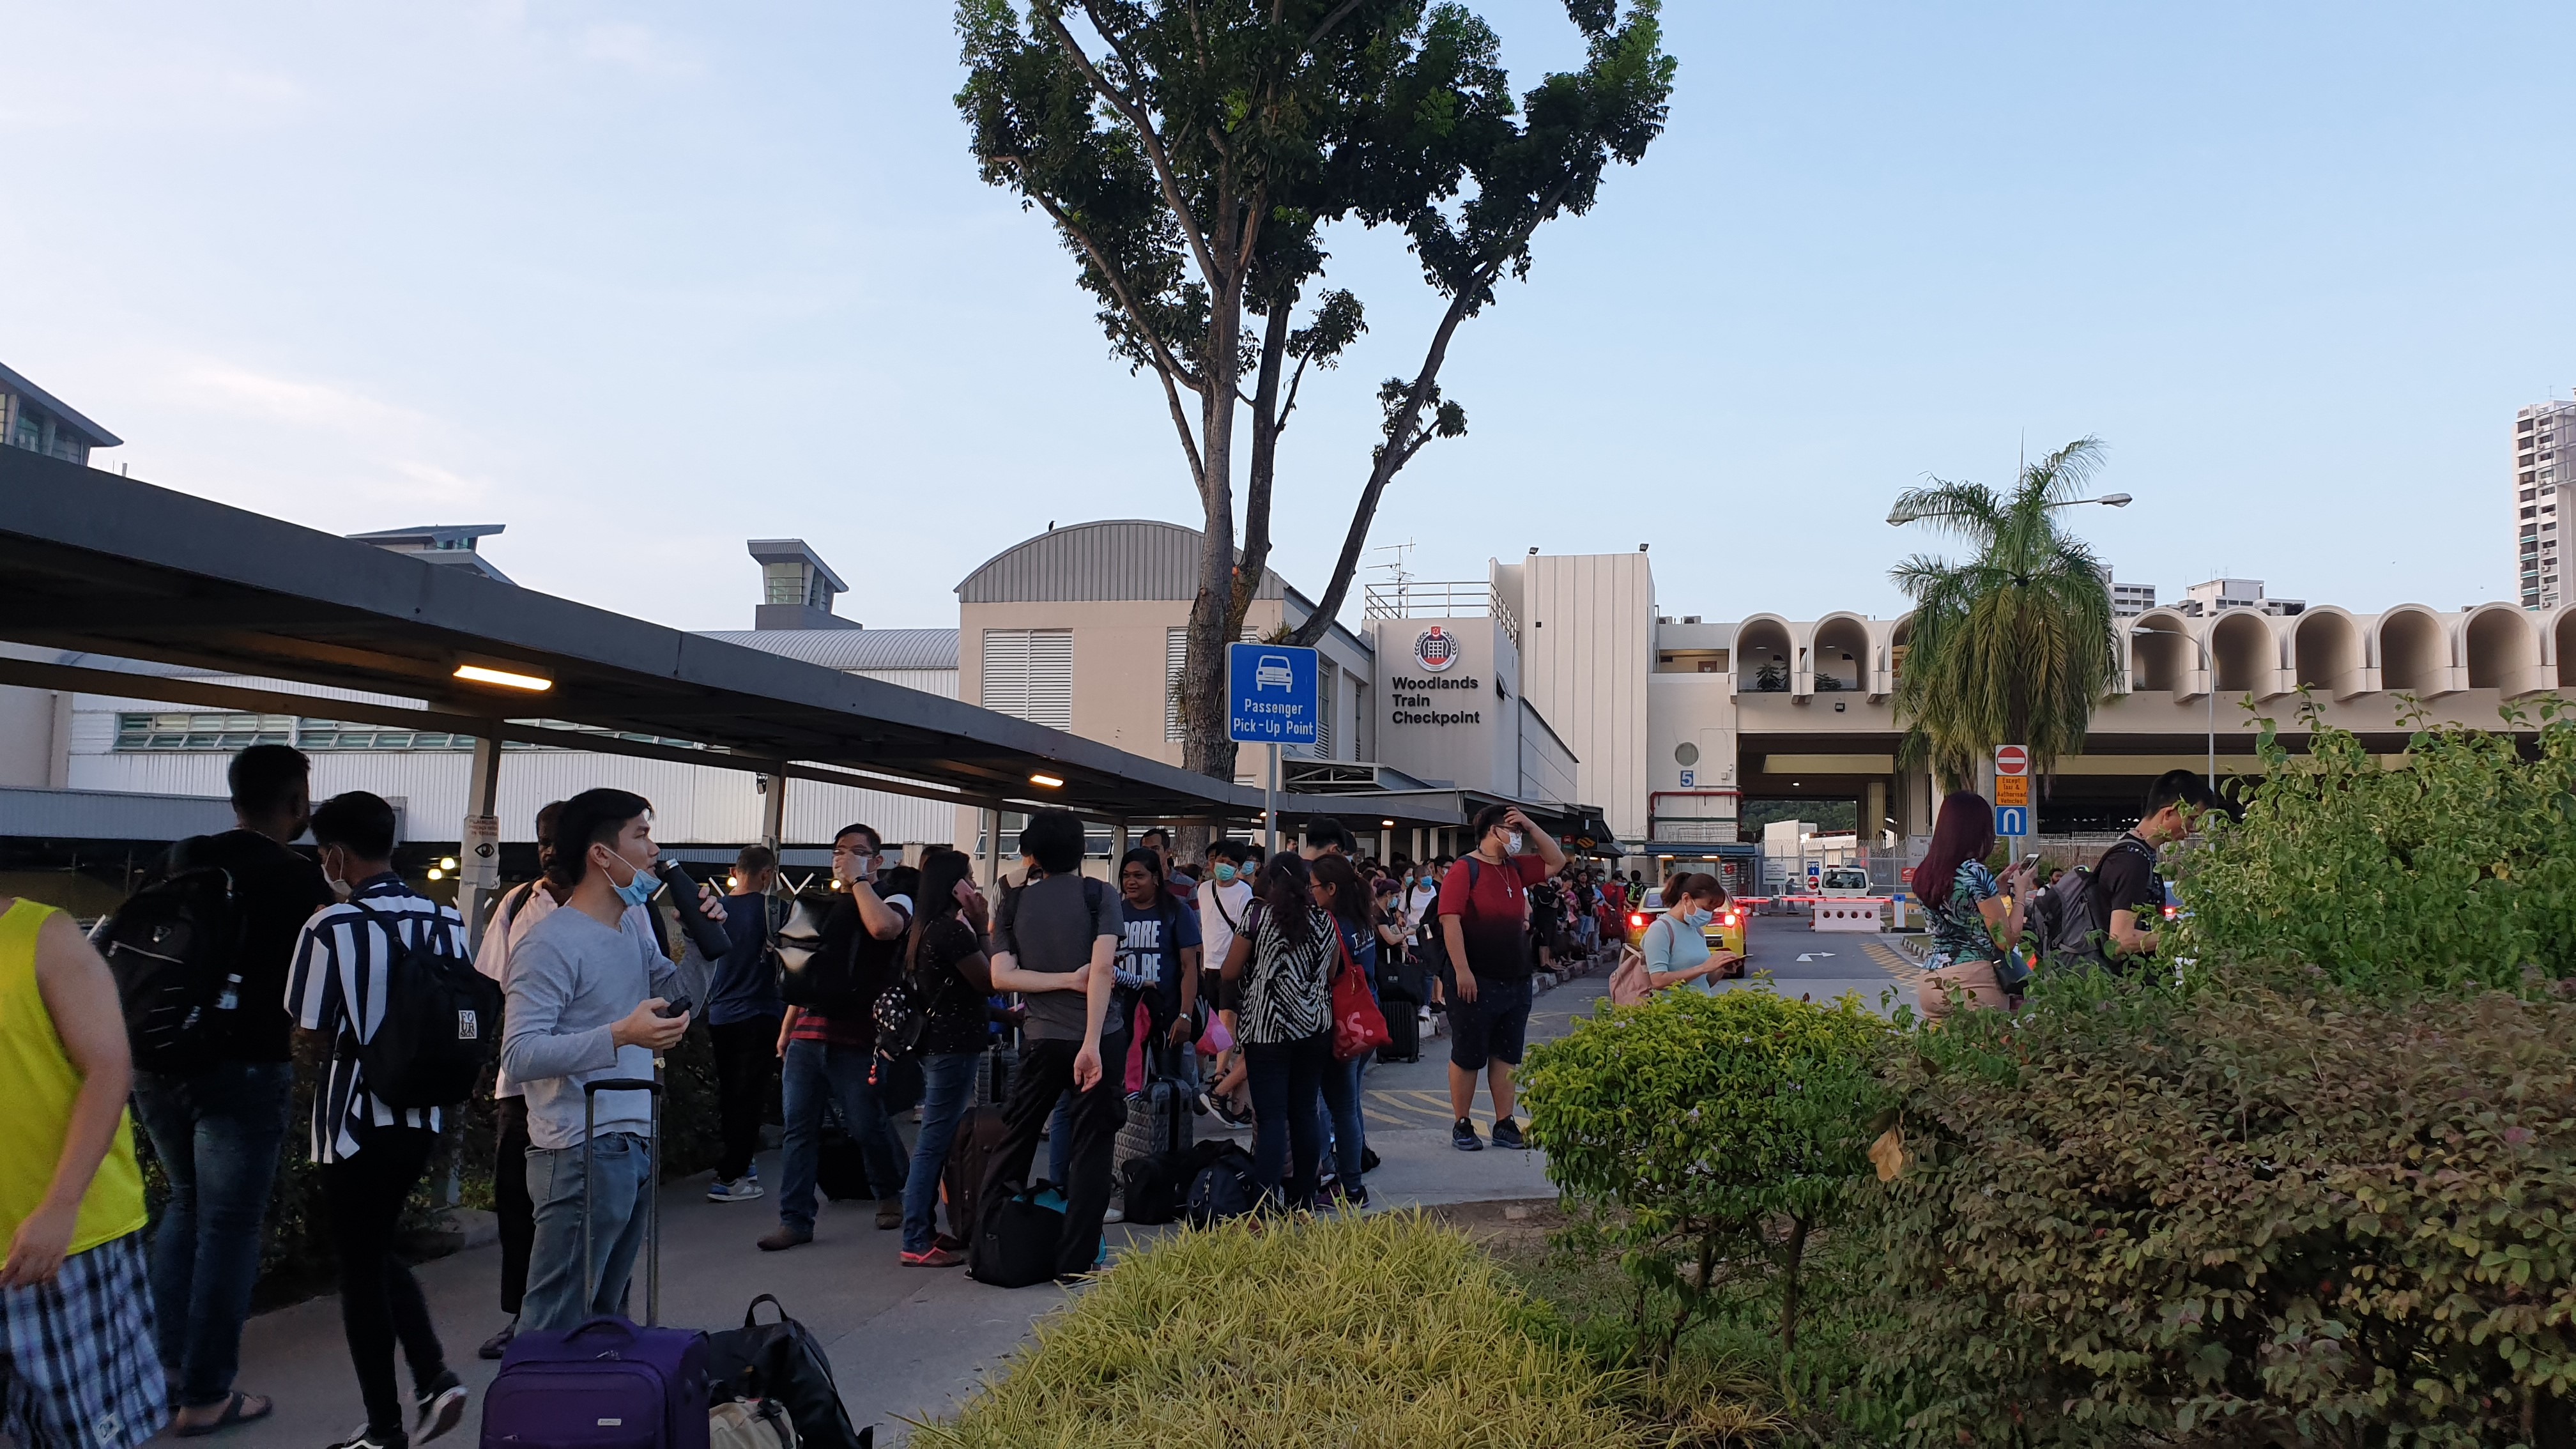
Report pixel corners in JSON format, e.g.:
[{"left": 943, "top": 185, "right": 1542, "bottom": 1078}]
[
  {"left": 2517, "top": 397, "right": 2575, "bottom": 611},
  {"left": 2104, "top": 568, "right": 2156, "bottom": 618}
]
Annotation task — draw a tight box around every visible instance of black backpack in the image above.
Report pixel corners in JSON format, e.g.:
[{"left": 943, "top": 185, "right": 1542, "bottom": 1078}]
[
  {"left": 1185, "top": 1143, "right": 1259, "bottom": 1226},
  {"left": 969, "top": 1181, "right": 1067, "bottom": 1289},
  {"left": 344, "top": 900, "right": 502, "bottom": 1109},
  {"left": 93, "top": 864, "right": 247, "bottom": 1076},
  {"left": 2036, "top": 837, "right": 2159, "bottom": 972}
]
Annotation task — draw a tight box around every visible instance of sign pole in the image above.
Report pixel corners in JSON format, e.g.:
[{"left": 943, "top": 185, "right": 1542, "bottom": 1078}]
[{"left": 1265, "top": 743, "right": 1279, "bottom": 855}]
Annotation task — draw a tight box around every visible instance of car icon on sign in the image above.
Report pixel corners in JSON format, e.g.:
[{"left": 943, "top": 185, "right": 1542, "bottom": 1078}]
[{"left": 1255, "top": 654, "right": 1294, "bottom": 691}]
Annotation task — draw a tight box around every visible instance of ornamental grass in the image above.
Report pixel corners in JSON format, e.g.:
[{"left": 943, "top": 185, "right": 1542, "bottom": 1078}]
[{"left": 912, "top": 1209, "right": 1658, "bottom": 1448}]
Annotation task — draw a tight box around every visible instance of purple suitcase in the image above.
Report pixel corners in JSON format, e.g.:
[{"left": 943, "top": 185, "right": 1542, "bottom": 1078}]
[{"left": 482, "top": 1077, "right": 711, "bottom": 1449}]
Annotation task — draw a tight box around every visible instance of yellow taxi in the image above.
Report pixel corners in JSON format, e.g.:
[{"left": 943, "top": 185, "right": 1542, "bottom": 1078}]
[{"left": 1622, "top": 887, "right": 1748, "bottom": 968}]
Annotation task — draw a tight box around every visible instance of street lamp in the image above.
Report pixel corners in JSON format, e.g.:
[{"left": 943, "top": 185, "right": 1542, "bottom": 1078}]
[
  {"left": 1885, "top": 493, "right": 2132, "bottom": 526},
  {"left": 2131, "top": 625, "right": 2214, "bottom": 788}
]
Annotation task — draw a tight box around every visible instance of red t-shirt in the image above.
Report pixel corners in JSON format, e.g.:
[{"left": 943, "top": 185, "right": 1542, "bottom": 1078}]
[{"left": 1437, "top": 854, "right": 1547, "bottom": 983}]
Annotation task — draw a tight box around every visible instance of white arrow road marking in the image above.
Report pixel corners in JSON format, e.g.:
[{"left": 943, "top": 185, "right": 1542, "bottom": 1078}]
[{"left": 1793, "top": 952, "right": 1839, "bottom": 962}]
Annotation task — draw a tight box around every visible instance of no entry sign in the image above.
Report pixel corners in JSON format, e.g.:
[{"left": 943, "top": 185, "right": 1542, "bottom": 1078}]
[{"left": 1995, "top": 744, "right": 2029, "bottom": 777}]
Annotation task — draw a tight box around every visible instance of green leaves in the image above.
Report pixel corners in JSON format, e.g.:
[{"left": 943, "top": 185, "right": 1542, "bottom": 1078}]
[
  {"left": 1887, "top": 436, "right": 2122, "bottom": 786},
  {"left": 1866, "top": 968, "right": 2576, "bottom": 1446},
  {"left": 1521, "top": 988, "right": 1887, "bottom": 1363},
  {"left": 2172, "top": 700, "right": 2576, "bottom": 993}
]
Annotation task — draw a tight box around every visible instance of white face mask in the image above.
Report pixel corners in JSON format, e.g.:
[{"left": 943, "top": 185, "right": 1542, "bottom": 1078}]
[{"left": 1506, "top": 831, "right": 1526, "bottom": 856}]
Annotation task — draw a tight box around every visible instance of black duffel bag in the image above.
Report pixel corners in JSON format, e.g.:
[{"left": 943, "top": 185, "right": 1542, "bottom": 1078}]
[
  {"left": 969, "top": 1181, "right": 1067, "bottom": 1289},
  {"left": 705, "top": 1294, "right": 870, "bottom": 1449}
]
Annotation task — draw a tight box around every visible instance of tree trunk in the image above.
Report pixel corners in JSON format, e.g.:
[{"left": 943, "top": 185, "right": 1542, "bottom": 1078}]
[
  {"left": 1179, "top": 203, "right": 1247, "bottom": 785},
  {"left": 1778, "top": 1213, "right": 1811, "bottom": 1351}
]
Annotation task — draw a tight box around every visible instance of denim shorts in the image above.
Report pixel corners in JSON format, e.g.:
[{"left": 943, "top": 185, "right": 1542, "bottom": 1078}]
[{"left": 1447, "top": 973, "right": 1535, "bottom": 1071}]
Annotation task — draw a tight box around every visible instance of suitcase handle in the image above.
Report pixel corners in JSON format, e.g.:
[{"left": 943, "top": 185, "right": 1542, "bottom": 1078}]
[
  {"left": 581, "top": 1071, "right": 666, "bottom": 1325},
  {"left": 562, "top": 1315, "right": 642, "bottom": 1342},
  {"left": 741, "top": 1293, "right": 787, "bottom": 1329}
]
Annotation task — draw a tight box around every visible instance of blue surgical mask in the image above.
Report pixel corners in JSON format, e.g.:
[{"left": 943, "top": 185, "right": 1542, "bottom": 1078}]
[
  {"left": 1213, "top": 863, "right": 1239, "bottom": 884},
  {"left": 1686, "top": 907, "right": 1715, "bottom": 929},
  {"left": 610, "top": 851, "right": 659, "bottom": 909}
]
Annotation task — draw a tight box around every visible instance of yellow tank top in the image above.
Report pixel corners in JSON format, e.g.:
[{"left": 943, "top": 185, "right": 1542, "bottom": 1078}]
[{"left": 0, "top": 899, "right": 146, "bottom": 1254}]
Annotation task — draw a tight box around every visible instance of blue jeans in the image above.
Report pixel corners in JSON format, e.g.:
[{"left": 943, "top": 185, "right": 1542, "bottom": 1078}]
[
  {"left": 900, "top": 1052, "right": 983, "bottom": 1253},
  {"left": 521, "top": 1133, "right": 652, "bottom": 1333},
  {"left": 1316, "top": 1054, "right": 1367, "bottom": 1179},
  {"left": 1244, "top": 1029, "right": 1358, "bottom": 1207},
  {"left": 778, "top": 1039, "right": 908, "bottom": 1233},
  {"left": 132, "top": 1060, "right": 293, "bottom": 1408}
]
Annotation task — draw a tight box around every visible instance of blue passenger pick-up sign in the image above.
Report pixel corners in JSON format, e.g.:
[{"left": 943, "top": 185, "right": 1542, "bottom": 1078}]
[{"left": 1227, "top": 642, "right": 1318, "bottom": 746}]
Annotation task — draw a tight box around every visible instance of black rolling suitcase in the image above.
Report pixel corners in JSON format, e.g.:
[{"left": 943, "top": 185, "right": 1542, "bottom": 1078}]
[{"left": 1377, "top": 997, "right": 1422, "bottom": 1064}]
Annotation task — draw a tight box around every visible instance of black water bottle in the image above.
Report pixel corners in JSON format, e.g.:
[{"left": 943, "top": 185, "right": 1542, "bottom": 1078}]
[{"left": 653, "top": 859, "right": 735, "bottom": 960}]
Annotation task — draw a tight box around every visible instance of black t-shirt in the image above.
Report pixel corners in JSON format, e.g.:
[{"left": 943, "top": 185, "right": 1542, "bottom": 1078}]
[
  {"left": 910, "top": 916, "right": 990, "bottom": 1057},
  {"left": 2094, "top": 835, "right": 2163, "bottom": 965},
  {"left": 156, "top": 829, "right": 337, "bottom": 1062}
]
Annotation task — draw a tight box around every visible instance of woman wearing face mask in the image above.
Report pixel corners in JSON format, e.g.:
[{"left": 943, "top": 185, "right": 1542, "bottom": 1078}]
[
  {"left": 1194, "top": 842, "right": 1255, "bottom": 1125},
  {"left": 1639, "top": 872, "right": 1743, "bottom": 994}
]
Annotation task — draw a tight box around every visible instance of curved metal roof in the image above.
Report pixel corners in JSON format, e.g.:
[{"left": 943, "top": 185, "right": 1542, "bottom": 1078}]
[
  {"left": 956, "top": 518, "right": 1287, "bottom": 604},
  {"left": 699, "top": 627, "right": 958, "bottom": 672}
]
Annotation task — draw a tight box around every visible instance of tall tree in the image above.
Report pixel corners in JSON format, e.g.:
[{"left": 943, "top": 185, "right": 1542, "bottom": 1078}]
[
  {"left": 956, "top": 1, "right": 1673, "bottom": 781},
  {"left": 1886, "top": 438, "right": 2122, "bottom": 790},
  {"left": 1285, "top": 1, "right": 1674, "bottom": 645}
]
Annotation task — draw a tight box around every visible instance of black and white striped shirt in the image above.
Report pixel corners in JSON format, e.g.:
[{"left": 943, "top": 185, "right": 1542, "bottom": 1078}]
[{"left": 286, "top": 874, "right": 470, "bottom": 1163}]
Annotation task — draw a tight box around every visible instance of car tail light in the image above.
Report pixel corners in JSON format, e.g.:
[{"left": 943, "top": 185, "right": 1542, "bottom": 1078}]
[
  {"left": 1721, "top": 912, "right": 1738, "bottom": 928},
  {"left": 2163, "top": 904, "right": 2180, "bottom": 921}
]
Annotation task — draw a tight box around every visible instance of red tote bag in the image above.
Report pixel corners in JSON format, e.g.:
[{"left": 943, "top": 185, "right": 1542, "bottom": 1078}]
[{"left": 1331, "top": 930, "right": 1392, "bottom": 1062}]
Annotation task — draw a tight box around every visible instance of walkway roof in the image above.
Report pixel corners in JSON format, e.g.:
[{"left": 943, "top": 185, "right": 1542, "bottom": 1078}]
[{"left": 0, "top": 448, "right": 1330, "bottom": 824}]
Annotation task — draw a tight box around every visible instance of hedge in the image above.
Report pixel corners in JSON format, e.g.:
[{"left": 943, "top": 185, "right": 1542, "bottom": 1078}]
[{"left": 1864, "top": 966, "right": 2576, "bottom": 1447}]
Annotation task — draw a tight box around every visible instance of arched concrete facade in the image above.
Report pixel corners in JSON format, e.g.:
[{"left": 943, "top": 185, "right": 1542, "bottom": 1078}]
[
  {"left": 2377, "top": 607, "right": 2452, "bottom": 696},
  {"left": 2129, "top": 609, "right": 2200, "bottom": 694},
  {"left": 2291, "top": 608, "right": 2369, "bottom": 698},
  {"left": 2211, "top": 610, "right": 2282, "bottom": 698},
  {"left": 1811, "top": 613, "right": 1873, "bottom": 695},
  {"left": 2558, "top": 608, "right": 2576, "bottom": 688},
  {"left": 1734, "top": 615, "right": 1795, "bottom": 695},
  {"left": 2462, "top": 604, "right": 2542, "bottom": 695}
]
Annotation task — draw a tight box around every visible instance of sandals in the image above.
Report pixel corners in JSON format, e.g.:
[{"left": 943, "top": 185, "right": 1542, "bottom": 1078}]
[{"left": 173, "top": 1392, "right": 273, "bottom": 1438}]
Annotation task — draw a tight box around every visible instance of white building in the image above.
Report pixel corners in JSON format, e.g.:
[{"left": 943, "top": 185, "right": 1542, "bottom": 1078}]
[{"left": 2518, "top": 396, "right": 2575, "bottom": 611}]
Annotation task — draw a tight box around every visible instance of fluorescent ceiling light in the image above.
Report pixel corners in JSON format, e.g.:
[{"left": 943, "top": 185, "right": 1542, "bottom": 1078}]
[
  {"left": 454, "top": 663, "right": 553, "bottom": 692},
  {"left": 1029, "top": 772, "right": 1064, "bottom": 788}
]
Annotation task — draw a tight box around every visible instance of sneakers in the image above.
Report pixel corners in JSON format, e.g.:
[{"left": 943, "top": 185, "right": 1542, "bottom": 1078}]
[
  {"left": 475, "top": 1317, "right": 516, "bottom": 1361},
  {"left": 1101, "top": 1204, "right": 1126, "bottom": 1225},
  {"left": 326, "top": 1429, "right": 402, "bottom": 1449},
  {"left": 901, "top": 1246, "right": 965, "bottom": 1268},
  {"left": 1189, "top": 1091, "right": 1213, "bottom": 1117},
  {"left": 413, "top": 1375, "right": 467, "bottom": 1445},
  {"left": 1452, "top": 1117, "right": 1483, "bottom": 1152},
  {"left": 1491, "top": 1117, "right": 1527, "bottom": 1150},
  {"left": 705, "top": 1176, "right": 765, "bottom": 1204},
  {"left": 1211, "top": 1097, "right": 1252, "bottom": 1130},
  {"left": 756, "top": 1225, "right": 813, "bottom": 1252}
]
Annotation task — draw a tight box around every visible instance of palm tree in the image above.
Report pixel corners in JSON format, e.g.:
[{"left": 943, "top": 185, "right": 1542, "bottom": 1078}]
[{"left": 1887, "top": 437, "right": 2121, "bottom": 790}]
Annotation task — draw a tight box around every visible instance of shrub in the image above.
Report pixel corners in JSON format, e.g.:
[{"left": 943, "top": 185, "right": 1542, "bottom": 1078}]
[
  {"left": 912, "top": 1211, "right": 1652, "bottom": 1448},
  {"left": 1865, "top": 965, "right": 2576, "bottom": 1447},
  {"left": 1521, "top": 988, "right": 1887, "bottom": 1365},
  {"left": 2173, "top": 701, "right": 2576, "bottom": 993}
]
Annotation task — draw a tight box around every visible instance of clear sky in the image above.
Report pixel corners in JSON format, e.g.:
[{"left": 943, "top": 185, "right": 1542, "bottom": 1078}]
[{"left": 4, "top": 1, "right": 2569, "bottom": 632}]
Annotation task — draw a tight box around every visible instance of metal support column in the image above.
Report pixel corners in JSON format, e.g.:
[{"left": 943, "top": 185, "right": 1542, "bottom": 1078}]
[
  {"left": 758, "top": 772, "right": 786, "bottom": 855},
  {"left": 1264, "top": 745, "right": 1279, "bottom": 855},
  {"left": 458, "top": 737, "right": 503, "bottom": 953},
  {"left": 979, "top": 806, "right": 1002, "bottom": 886},
  {"left": 1111, "top": 820, "right": 1129, "bottom": 866}
]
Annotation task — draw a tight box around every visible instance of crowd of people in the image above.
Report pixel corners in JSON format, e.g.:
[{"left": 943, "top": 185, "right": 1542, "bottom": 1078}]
[
  {"left": 0, "top": 739, "right": 1650, "bottom": 1449},
  {"left": 0, "top": 736, "right": 2222, "bottom": 1449}
]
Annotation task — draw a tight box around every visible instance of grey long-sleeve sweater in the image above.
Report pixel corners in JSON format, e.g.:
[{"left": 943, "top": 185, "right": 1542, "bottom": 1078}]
[{"left": 501, "top": 904, "right": 685, "bottom": 1150}]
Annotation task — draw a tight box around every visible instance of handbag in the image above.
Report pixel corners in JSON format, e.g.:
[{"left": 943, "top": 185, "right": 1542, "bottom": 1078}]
[
  {"left": 870, "top": 919, "right": 933, "bottom": 1059},
  {"left": 1330, "top": 930, "right": 1392, "bottom": 1062},
  {"left": 1608, "top": 943, "right": 1653, "bottom": 1006}
]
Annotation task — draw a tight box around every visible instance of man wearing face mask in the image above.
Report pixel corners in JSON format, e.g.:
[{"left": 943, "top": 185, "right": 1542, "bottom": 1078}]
[
  {"left": 500, "top": 789, "right": 724, "bottom": 1332},
  {"left": 1436, "top": 805, "right": 1567, "bottom": 1153}
]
